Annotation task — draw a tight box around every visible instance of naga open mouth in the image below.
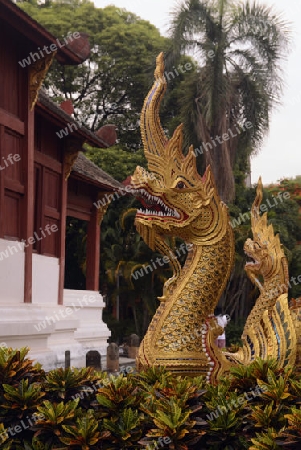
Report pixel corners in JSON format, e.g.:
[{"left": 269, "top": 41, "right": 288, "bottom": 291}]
[
  {"left": 131, "top": 188, "right": 180, "bottom": 219},
  {"left": 244, "top": 251, "right": 260, "bottom": 269},
  {"left": 243, "top": 238, "right": 262, "bottom": 270}
]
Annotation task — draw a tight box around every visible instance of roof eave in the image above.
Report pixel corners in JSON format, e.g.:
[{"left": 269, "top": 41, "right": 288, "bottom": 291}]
[
  {"left": 70, "top": 170, "right": 123, "bottom": 192},
  {"left": 35, "top": 100, "right": 109, "bottom": 149},
  {"left": 0, "top": 0, "right": 84, "bottom": 65}
]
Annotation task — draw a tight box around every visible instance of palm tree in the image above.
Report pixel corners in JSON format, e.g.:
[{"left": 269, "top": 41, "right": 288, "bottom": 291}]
[{"left": 168, "top": 0, "right": 290, "bottom": 202}]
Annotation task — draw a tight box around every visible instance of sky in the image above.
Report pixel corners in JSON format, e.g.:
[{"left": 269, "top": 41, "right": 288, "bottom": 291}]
[{"left": 95, "top": 0, "right": 301, "bottom": 185}]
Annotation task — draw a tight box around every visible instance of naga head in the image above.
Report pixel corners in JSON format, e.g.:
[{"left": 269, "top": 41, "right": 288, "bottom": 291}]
[
  {"left": 244, "top": 178, "right": 288, "bottom": 283},
  {"left": 131, "top": 53, "right": 227, "bottom": 249}
]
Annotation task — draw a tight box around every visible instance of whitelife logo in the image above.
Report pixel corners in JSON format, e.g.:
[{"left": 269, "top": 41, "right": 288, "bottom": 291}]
[
  {"left": 193, "top": 122, "right": 253, "bottom": 157},
  {"left": 131, "top": 243, "right": 193, "bottom": 280},
  {"left": 0, "top": 413, "right": 45, "bottom": 443},
  {"left": 0, "top": 153, "right": 20, "bottom": 171},
  {"left": 230, "top": 191, "right": 290, "bottom": 229},
  {"left": 18, "top": 31, "right": 81, "bottom": 68},
  {"left": 206, "top": 384, "right": 268, "bottom": 422},
  {"left": 34, "top": 295, "right": 97, "bottom": 332},
  {"left": 0, "top": 224, "right": 58, "bottom": 262},
  {"left": 55, "top": 120, "right": 84, "bottom": 139}
]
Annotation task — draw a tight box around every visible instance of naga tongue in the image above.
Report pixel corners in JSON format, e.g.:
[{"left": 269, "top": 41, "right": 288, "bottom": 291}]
[{"left": 140, "top": 197, "right": 161, "bottom": 212}]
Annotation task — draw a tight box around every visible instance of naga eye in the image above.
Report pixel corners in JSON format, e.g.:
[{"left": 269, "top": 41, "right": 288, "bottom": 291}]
[{"left": 176, "top": 181, "right": 186, "bottom": 189}]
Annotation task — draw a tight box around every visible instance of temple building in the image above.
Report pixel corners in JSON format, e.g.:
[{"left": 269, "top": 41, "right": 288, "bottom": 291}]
[{"left": 0, "top": 0, "right": 120, "bottom": 369}]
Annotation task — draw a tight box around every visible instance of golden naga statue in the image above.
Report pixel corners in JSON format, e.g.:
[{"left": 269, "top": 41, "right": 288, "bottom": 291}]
[
  {"left": 226, "top": 178, "right": 297, "bottom": 368},
  {"left": 130, "top": 52, "right": 300, "bottom": 381}
]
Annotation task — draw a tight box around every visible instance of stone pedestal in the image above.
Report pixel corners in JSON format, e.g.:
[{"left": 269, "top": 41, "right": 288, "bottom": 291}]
[
  {"left": 106, "top": 343, "right": 119, "bottom": 372},
  {"left": 86, "top": 350, "right": 101, "bottom": 371},
  {"left": 127, "top": 334, "right": 139, "bottom": 359}
]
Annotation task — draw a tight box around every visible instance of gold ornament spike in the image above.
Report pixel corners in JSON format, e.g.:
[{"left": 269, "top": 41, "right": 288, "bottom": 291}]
[
  {"left": 29, "top": 51, "right": 56, "bottom": 110},
  {"left": 64, "top": 139, "right": 80, "bottom": 180},
  {"left": 95, "top": 193, "right": 112, "bottom": 225},
  {"left": 140, "top": 52, "right": 168, "bottom": 174}
]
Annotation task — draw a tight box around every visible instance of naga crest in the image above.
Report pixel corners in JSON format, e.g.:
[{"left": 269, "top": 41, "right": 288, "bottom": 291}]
[
  {"left": 244, "top": 178, "right": 288, "bottom": 287},
  {"left": 131, "top": 53, "right": 229, "bottom": 250},
  {"left": 237, "top": 178, "right": 296, "bottom": 368}
]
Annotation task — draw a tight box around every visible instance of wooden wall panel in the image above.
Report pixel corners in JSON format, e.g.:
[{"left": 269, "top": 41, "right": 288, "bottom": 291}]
[
  {"left": 44, "top": 169, "right": 59, "bottom": 210},
  {"left": 67, "top": 178, "right": 95, "bottom": 217},
  {"left": 34, "top": 115, "right": 41, "bottom": 153},
  {"left": 34, "top": 112, "right": 64, "bottom": 260},
  {"left": 40, "top": 218, "right": 59, "bottom": 257},
  {"left": 0, "top": 127, "right": 24, "bottom": 241},
  {"left": 33, "top": 166, "right": 61, "bottom": 257},
  {"left": 2, "top": 129, "right": 23, "bottom": 184},
  {"left": 3, "top": 191, "right": 20, "bottom": 239},
  {"left": 0, "top": 24, "right": 22, "bottom": 118},
  {"left": 39, "top": 118, "right": 62, "bottom": 161},
  {"left": 0, "top": 25, "right": 26, "bottom": 244}
]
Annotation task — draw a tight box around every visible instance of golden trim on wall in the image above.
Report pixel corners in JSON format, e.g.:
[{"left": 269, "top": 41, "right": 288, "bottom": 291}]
[{"left": 29, "top": 51, "right": 56, "bottom": 110}]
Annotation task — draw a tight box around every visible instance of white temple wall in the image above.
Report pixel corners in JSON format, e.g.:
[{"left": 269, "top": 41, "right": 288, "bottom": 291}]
[
  {"left": 0, "top": 247, "right": 110, "bottom": 370},
  {"left": 32, "top": 254, "right": 60, "bottom": 305},
  {"left": 0, "top": 238, "right": 25, "bottom": 304}
]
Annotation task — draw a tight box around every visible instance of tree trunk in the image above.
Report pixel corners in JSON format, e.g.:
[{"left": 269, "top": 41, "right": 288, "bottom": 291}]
[{"left": 195, "top": 104, "right": 236, "bottom": 203}]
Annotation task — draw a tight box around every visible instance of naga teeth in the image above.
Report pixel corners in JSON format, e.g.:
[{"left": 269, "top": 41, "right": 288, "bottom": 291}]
[{"left": 134, "top": 189, "right": 182, "bottom": 219}]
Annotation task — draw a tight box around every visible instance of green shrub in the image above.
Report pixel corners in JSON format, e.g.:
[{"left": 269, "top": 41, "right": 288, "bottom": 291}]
[{"left": 1, "top": 347, "right": 301, "bottom": 449}]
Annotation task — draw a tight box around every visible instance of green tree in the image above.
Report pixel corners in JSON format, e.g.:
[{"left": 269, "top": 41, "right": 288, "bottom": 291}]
[
  {"left": 85, "top": 145, "right": 147, "bottom": 183},
  {"left": 20, "top": 0, "right": 168, "bottom": 149},
  {"left": 168, "top": 0, "right": 290, "bottom": 202}
]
